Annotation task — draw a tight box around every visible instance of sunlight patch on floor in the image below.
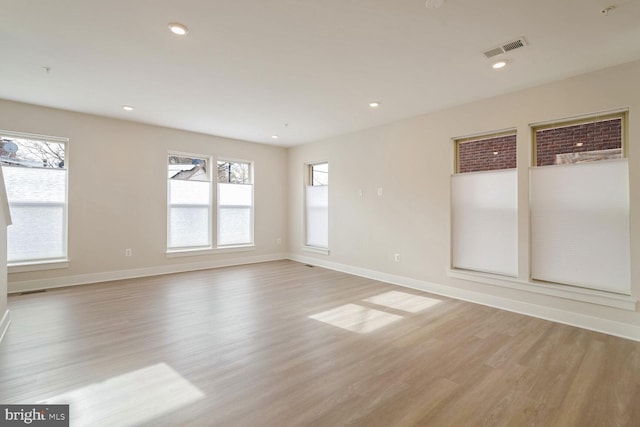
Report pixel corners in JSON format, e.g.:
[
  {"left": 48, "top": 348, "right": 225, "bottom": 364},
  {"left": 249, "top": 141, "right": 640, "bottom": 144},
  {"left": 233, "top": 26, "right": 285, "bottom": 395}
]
[
  {"left": 39, "top": 363, "right": 204, "bottom": 426},
  {"left": 362, "top": 290, "right": 442, "bottom": 313},
  {"left": 309, "top": 303, "right": 403, "bottom": 333}
]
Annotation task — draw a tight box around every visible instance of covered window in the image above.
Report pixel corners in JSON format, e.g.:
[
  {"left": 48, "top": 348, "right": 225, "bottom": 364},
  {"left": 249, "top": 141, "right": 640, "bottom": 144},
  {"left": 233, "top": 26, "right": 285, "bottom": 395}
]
[
  {"left": 451, "top": 131, "right": 517, "bottom": 276},
  {"left": 167, "top": 154, "right": 211, "bottom": 250},
  {"left": 217, "top": 160, "right": 253, "bottom": 246},
  {"left": 1, "top": 132, "right": 68, "bottom": 264},
  {"left": 530, "top": 112, "right": 630, "bottom": 293},
  {"left": 305, "top": 162, "right": 329, "bottom": 249}
]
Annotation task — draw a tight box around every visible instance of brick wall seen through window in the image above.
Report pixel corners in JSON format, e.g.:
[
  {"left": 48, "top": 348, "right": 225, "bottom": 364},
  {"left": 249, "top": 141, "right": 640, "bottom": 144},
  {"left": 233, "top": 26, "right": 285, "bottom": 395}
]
[
  {"left": 457, "top": 133, "right": 516, "bottom": 173},
  {"left": 535, "top": 117, "right": 622, "bottom": 166}
]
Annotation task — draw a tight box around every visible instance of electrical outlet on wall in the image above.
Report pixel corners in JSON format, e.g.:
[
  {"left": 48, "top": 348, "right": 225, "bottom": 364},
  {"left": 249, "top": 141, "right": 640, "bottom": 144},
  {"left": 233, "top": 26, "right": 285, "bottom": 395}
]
[
  {"left": 276, "top": 237, "right": 282, "bottom": 245},
  {"left": 394, "top": 253, "right": 400, "bottom": 262},
  {"left": 125, "top": 248, "right": 133, "bottom": 257}
]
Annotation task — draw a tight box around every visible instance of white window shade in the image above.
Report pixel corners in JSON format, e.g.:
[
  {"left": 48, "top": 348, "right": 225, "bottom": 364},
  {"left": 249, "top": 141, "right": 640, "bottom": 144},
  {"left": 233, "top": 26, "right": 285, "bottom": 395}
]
[
  {"left": 168, "top": 179, "right": 211, "bottom": 249},
  {"left": 4, "top": 166, "right": 67, "bottom": 262},
  {"left": 218, "top": 183, "right": 252, "bottom": 246},
  {"left": 530, "top": 159, "right": 630, "bottom": 294},
  {"left": 451, "top": 170, "right": 518, "bottom": 277},
  {"left": 169, "top": 179, "right": 210, "bottom": 204},
  {"left": 306, "top": 185, "right": 328, "bottom": 248}
]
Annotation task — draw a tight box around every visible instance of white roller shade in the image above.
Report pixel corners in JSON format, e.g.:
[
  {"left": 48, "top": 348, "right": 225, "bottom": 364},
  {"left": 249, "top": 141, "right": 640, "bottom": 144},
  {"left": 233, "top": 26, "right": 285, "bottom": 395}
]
[
  {"left": 4, "top": 166, "right": 67, "bottom": 262},
  {"left": 530, "top": 159, "right": 630, "bottom": 294},
  {"left": 451, "top": 169, "right": 518, "bottom": 277},
  {"left": 218, "top": 183, "right": 253, "bottom": 245},
  {"left": 168, "top": 179, "right": 211, "bottom": 249},
  {"left": 306, "top": 185, "right": 328, "bottom": 248}
]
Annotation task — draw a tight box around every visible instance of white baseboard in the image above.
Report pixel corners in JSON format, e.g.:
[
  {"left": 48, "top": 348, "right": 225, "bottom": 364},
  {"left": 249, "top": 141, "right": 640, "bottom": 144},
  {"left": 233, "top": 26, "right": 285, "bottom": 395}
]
[
  {"left": 8, "top": 253, "right": 288, "bottom": 294},
  {"left": 289, "top": 254, "right": 640, "bottom": 342},
  {"left": 0, "top": 309, "right": 10, "bottom": 345}
]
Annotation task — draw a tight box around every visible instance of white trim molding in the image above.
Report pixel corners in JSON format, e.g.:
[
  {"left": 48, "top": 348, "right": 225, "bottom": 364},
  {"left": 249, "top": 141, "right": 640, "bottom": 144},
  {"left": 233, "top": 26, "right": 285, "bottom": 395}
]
[
  {"left": 302, "top": 246, "right": 330, "bottom": 255},
  {"left": 447, "top": 269, "right": 636, "bottom": 311},
  {"left": 9, "top": 260, "right": 69, "bottom": 274},
  {"left": 166, "top": 245, "right": 256, "bottom": 258},
  {"left": 0, "top": 310, "right": 10, "bottom": 345},
  {"left": 8, "top": 253, "right": 288, "bottom": 294},
  {"left": 289, "top": 254, "right": 640, "bottom": 343}
]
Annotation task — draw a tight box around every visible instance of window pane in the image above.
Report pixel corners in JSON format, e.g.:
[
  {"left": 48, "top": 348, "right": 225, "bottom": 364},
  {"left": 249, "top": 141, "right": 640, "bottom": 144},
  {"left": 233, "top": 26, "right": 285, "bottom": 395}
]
[
  {"left": 217, "top": 161, "right": 250, "bottom": 184},
  {"left": 311, "top": 163, "right": 328, "bottom": 186},
  {"left": 306, "top": 185, "right": 328, "bottom": 248},
  {"left": 218, "top": 207, "right": 251, "bottom": 245},
  {"left": 168, "top": 156, "right": 208, "bottom": 181},
  {"left": 7, "top": 205, "right": 65, "bottom": 262},
  {"left": 169, "top": 180, "right": 210, "bottom": 205},
  {"left": 2, "top": 141, "right": 68, "bottom": 263},
  {"left": 535, "top": 118, "right": 622, "bottom": 166},
  {"left": 168, "top": 206, "right": 210, "bottom": 248},
  {"left": 457, "top": 134, "right": 516, "bottom": 173},
  {"left": 1, "top": 136, "right": 65, "bottom": 168}
]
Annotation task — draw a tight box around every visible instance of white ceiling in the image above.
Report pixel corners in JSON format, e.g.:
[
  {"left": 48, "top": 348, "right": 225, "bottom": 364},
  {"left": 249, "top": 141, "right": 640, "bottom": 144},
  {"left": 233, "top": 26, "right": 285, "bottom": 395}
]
[{"left": 1, "top": 0, "right": 639, "bottom": 146}]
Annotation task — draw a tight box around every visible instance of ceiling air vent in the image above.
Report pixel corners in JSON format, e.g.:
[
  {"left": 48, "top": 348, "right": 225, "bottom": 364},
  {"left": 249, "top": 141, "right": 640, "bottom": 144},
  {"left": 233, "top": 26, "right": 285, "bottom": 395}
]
[{"left": 483, "top": 37, "right": 528, "bottom": 58}]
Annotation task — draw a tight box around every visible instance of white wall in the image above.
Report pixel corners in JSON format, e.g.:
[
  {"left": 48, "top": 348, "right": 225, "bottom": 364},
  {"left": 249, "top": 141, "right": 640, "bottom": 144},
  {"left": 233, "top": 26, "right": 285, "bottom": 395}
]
[
  {"left": 288, "top": 60, "right": 640, "bottom": 339},
  {"left": 0, "top": 100, "right": 289, "bottom": 291}
]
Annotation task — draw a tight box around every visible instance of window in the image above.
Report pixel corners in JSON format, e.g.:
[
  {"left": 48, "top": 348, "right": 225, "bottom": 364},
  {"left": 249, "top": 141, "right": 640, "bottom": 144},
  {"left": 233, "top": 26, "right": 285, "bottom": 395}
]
[
  {"left": 530, "top": 112, "right": 630, "bottom": 293},
  {"left": 310, "top": 162, "right": 328, "bottom": 185},
  {"left": 533, "top": 113, "right": 624, "bottom": 166},
  {"left": 451, "top": 131, "right": 517, "bottom": 276},
  {"left": 0, "top": 132, "right": 68, "bottom": 264},
  {"left": 456, "top": 132, "right": 516, "bottom": 173},
  {"left": 305, "top": 162, "right": 328, "bottom": 249},
  {"left": 167, "top": 154, "right": 211, "bottom": 250},
  {"left": 217, "top": 160, "right": 253, "bottom": 246}
]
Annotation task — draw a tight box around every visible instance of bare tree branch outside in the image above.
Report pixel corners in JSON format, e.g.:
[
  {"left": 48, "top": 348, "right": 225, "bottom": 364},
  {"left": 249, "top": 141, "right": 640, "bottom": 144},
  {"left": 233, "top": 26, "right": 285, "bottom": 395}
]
[{"left": 0, "top": 136, "right": 65, "bottom": 168}]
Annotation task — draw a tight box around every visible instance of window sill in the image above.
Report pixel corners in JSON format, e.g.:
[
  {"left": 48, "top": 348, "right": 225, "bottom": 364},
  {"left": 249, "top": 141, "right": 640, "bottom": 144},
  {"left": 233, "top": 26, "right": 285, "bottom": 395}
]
[
  {"left": 9, "top": 260, "right": 69, "bottom": 274},
  {"left": 447, "top": 268, "right": 637, "bottom": 311},
  {"left": 166, "top": 244, "right": 256, "bottom": 258},
  {"left": 302, "top": 246, "right": 330, "bottom": 256}
]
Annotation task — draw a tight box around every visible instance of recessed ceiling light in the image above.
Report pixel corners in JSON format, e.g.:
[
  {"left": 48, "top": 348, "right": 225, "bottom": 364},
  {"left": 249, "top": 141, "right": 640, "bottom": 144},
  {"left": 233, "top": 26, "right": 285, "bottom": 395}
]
[
  {"left": 369, "top": 101, "right": 380, "bottom": 108},
  {"left": 492, "top": 61, "right": 507, "bottom": 69},
  {"left": 168, "top": 23, "right": 189, "bottom": 36},
  {"left": 576, "top": 142, "right": 584, "bottom": 147},
  {"left": 122, "top": 105, "right": 134, "bottom": 111},
  {"left": 271, "top": 135, "right": 279, "bottom": 139},
  {"left": 493, "top": 151, "right": 499, "bottom": 155},
  {"left": 425, "top": 0, "right": 446, "bottom": 9}
]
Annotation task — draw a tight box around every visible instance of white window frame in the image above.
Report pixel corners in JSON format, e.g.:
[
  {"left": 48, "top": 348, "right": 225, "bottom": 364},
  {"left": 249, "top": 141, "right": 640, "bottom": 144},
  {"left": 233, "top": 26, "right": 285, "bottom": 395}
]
[
  {"left": 529, "top": 111, "right": 630, "bottom": 294},
  {"left": 304, "top": 161, "right": 329, "bottom": 254},
  {"left": 216, "top": 158, "right": 254, "bottom": 248},
  {"left": 1, "top": 130, "right": 69, "bottom": 269},
  {"left": 451, "top": 130, "right": 518, "bottom": 277},
  {"left": 167, "top": 151, "right": 213, "bottom": 252}
]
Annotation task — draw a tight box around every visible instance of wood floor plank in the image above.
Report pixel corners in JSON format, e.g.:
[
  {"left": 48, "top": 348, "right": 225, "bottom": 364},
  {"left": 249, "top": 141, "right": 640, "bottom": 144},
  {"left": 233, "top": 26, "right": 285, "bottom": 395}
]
[{"left": 1, "top": 260, "right": 639, "bottom": 426}]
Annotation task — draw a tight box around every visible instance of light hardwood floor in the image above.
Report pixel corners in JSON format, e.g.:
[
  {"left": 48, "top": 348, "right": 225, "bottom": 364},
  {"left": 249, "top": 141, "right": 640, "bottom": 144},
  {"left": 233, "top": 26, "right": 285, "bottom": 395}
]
[{"left": 1, "top": 260, "right": 639, "bottom": 426}]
